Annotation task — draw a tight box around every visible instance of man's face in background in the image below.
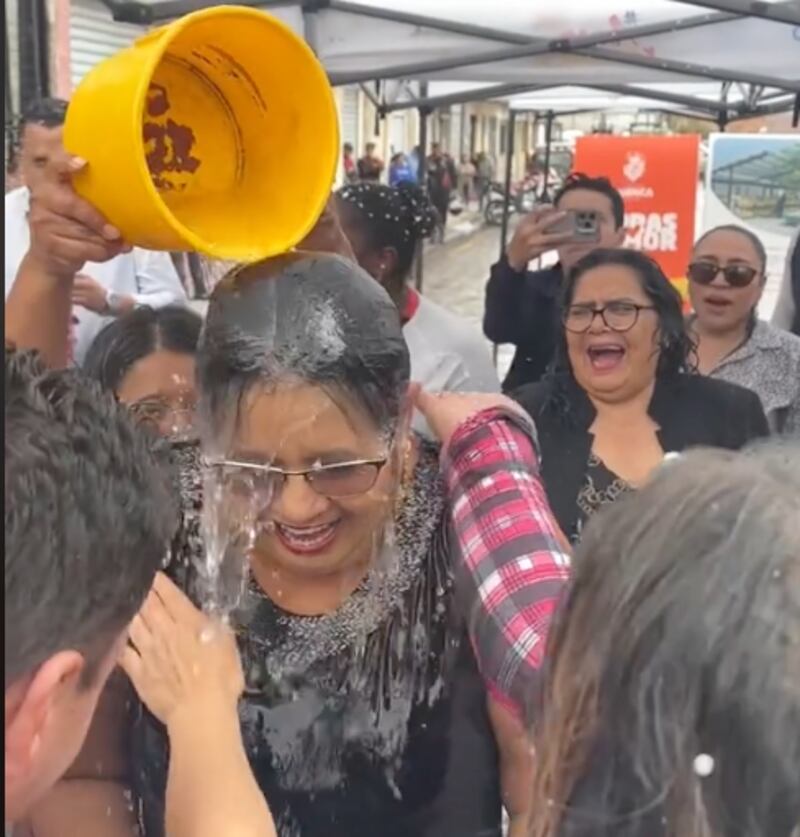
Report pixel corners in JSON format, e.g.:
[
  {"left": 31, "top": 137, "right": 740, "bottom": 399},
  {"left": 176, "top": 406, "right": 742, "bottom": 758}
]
[{"left": 19, "top": 122, "right": 64, "bottom": 193}]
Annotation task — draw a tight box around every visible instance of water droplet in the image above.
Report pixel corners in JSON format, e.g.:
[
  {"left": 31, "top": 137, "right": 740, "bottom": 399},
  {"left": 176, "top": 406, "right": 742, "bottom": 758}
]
[
  {"left": 199, "top": 626, "right": 216, "bottom": 644},
  {"left": 693, "top": 753, "right": 715, "bottom": 777}
]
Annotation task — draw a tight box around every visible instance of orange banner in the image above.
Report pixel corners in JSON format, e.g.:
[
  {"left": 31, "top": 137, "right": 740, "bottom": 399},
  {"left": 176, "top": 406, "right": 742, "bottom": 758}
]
[{"left": 573, "top": 135, "right": 700, "bottom": 299}]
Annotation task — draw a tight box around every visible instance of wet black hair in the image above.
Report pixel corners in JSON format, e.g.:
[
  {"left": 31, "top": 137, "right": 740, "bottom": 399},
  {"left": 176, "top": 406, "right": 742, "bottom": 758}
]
[
  {"left": 530, "top": 440, "right": 800, "bottom": 837},
  {"left": 694, "top": 224, "right": 768, "bottom": 273},
  {"left": 20, "top": 97, "right": 68, "bottom": 130},
  {"left": 5, "top": 348, "right": 175, "bottom": 687},
  {"left": 335, "top": 181, "right": 437, "bottom": 286},
  {"left": 82, "top": 306, "right": 203, "bottom": 394},
  {"left": 544, "top": 248, "right": 695, "bottom": 421},
  {"left": 198, "top": 253, "right": 410, "bottom": 442},
  {"left": 555, "top": 173, "right": 625, "bottom": 230}
]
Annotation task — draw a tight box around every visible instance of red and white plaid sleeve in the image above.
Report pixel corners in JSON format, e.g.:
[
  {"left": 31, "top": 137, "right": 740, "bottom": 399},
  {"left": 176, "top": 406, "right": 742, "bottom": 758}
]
[{"left": 442, "top": 407, "right": 571, "bottom": 719}]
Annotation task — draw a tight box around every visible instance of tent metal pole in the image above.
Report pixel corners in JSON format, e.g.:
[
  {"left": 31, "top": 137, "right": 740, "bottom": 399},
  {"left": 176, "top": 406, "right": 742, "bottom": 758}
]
[
  {"left": 102, "top": 0, "right": 304, "bottom": 24},
  {"left": 499, "top": 109, "right": 517, "bottom": 259},
  {"left": 679, "top": 0, "right": 800, "bottom": 26},
  {"left": 327, "top": 0, "right": 530, "bottom": 45},
  {"left": 328, "top": 11, "right": 732, "bottom": 86},
  {"left": 580, "top": 45, "right": 799, "bottom": 93},
  {"left": 583, "top": 83, "right": 729, "bottom": 114},
  {"left": 540, "top": 111, "right": 554, "bottom": 204},
  {"left": 379, "top": 83, "right": 553, "bottom": 113},
  {"left": 414, "top": 83, "right": 430, "bottom": 293},
  {"left": 359, "top": 82, "right": 381, "bottom": 109}
]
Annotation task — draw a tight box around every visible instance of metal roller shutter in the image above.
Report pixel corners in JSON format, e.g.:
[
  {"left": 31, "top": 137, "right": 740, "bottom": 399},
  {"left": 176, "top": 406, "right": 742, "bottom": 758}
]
[
  {"left": 340, "top": 85, "right": 360, "bottom": 149},
  {"left": 69, "top": 0, "right": 144, "bottom": 91}
]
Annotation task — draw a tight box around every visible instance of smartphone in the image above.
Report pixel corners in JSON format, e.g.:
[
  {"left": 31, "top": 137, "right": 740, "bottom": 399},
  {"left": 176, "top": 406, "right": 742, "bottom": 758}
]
[{"left": 546, "top": 210, "right": 600, "bottom": 242}]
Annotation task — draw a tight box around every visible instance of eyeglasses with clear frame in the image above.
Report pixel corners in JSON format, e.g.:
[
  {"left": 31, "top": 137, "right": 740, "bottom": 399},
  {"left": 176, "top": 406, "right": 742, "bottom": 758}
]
[
  {"left": 205, "top": 456, "right": 389, "bottom": 500},
  {"left": 563, "top": 301, "right": 656, "bottom": 334}
]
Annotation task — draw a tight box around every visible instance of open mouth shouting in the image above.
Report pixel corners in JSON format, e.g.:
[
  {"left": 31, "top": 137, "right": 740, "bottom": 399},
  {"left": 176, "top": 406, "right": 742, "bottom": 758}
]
[{"left": 586, "top": 341, "right": 627, "bottom": 373}]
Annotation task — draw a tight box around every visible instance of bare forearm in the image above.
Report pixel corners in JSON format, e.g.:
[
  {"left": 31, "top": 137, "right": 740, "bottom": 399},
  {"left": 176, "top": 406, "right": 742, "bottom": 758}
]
[
  {"left": 5, "top": 252, "right": 73, "bottom": 368},
  {"left": 489, "top": 696, "right": 534, "bottom": 837},
  {"left": 166, "top": 706, "right": 275, "bottom": 837}
]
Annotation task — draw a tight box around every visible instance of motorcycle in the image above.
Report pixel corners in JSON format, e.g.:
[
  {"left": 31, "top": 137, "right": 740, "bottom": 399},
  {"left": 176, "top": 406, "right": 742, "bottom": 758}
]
[{"left": 483, "top": 176, "right": 539, "bottom": 226}]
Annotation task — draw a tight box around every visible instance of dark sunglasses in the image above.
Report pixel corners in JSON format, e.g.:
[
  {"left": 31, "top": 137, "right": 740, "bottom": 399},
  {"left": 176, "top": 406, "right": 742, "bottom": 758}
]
[{"left": 687, "top": 262, "right": 759, "bottom": 288}]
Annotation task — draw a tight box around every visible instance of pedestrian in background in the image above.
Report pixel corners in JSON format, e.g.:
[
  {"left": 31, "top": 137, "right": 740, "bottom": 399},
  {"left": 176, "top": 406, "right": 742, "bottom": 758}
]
[
  {"left": 388, "top": 152, "right": 415, "bottom": 187},
  {"left": 342, "top": 142, "right": 358, "bottom": 184},
  {"left": 458, "top": 153, "right": 476, "bottom": 205},
  {"left": 475, "top": 151, "right": 494, "bottom": 211},
  {"left": 427, "top": 143, "right": 457, "bottom": 243},
  {"left": 357, "top": 142, "right": 384, "bottom": 182}
]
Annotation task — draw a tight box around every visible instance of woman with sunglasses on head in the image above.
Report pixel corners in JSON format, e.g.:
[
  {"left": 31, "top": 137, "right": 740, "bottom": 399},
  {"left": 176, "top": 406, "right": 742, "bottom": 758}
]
[
  {"left": 688, "top": 225, "right": 800, "bottom": 434},
  {"left": 513, "top": 248, "right": 769, "bottom": 544}
]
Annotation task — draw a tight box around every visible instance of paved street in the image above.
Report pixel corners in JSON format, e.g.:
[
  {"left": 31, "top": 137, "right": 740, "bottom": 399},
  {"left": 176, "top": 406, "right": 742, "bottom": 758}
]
[{"left": 420, "top": 223, "right": 516, "bottom": 381}]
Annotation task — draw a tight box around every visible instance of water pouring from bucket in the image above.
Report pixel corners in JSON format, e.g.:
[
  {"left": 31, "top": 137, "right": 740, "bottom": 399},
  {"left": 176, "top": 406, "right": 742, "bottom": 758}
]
[{"left": 63, "top": 5, "right": 339, "bottom": 262}]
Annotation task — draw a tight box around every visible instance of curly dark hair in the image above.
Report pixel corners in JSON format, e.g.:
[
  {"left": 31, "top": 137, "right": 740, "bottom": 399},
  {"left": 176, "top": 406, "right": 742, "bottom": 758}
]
[
  {"left": 5, "top": 348, "right": 176, "bottom": 687},
  {"left": 543, "top": 248, "right": 696, "bottom": 422}
]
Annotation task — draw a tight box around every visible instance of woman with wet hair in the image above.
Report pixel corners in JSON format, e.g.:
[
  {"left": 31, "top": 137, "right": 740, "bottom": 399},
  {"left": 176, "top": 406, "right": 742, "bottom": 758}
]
[
  {"left": 335, "top": 181, "right": 500, "bottom": 411},
  {"left": 688, "top": 224, "right": 800, "bottom": 434},
  {"left": 20, "top": 164, "right": 568, "bottom": 837},
  {"left": 529, "top": 440, "right": 800, "bottom": 837},
  {"left": 514, "top": 248, "right": 769, "bottom": 543},
  {"left": 121, "top": 252, "right": 567, "bottom": 837}
]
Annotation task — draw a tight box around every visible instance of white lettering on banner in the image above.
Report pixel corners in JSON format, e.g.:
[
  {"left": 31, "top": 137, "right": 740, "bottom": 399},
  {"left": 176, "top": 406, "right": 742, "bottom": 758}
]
[
  {"left": 625, "top": 212, "right": 678, "bottom": 252},
  {"left": 619, "top": 186, "right": 655, "bottom": 200}
]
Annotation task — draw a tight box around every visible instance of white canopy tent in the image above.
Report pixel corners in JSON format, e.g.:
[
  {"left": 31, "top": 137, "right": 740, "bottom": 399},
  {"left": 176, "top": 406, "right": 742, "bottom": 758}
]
[
  {"left": 100, "top": 0, "right": 799, "bottom": 123},
  {"left": 93, "top": 0, "right": 799, "bottom": 287}
]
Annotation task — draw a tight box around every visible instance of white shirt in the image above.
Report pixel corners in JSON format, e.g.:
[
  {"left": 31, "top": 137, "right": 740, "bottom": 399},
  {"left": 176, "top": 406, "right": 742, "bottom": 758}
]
[
  {"left": 5, "top": 187, "right": 188, "bottom": 365},
  {"left": 403, "top": 292, "right": 501, "bottom": 435}
]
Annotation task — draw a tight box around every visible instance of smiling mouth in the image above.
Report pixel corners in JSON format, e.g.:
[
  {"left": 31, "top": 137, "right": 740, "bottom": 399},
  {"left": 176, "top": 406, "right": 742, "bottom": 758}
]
[
  {"left": 587, "top": 344, "right": 626, "bottom": 372},
  {"left": 274, "top": 521, "right": 339, "bottom": 555}
]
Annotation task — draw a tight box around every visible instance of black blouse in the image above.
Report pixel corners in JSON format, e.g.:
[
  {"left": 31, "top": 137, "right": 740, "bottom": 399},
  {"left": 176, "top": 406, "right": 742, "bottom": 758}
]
[
  {"left": 513, "top": 373, "right": 769, "bottom": 540},
  {"left": 132, "top": 441, "right": 502, "bottom": 837}
]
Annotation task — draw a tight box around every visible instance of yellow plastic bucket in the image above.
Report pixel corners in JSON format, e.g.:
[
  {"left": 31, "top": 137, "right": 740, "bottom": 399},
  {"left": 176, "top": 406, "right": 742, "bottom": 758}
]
[{"left": 63, "top": 5, "right": 338, "bottom": 261}]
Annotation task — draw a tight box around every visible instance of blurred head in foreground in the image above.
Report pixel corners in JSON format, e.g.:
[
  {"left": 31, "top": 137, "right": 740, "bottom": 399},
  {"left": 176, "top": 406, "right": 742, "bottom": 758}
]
[
  {"left": 530, "top": 442, "right": 800, "bottom": 837},
  {"left": 4, "top": 348, "right": 174, "bottom": 820}
]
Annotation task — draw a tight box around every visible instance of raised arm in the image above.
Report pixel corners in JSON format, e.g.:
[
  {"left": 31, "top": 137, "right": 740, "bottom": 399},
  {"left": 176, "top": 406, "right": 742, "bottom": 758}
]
[
  {"left": 121, "top": 573, "right": 275, "bottom": 837},
  {"left": 418, "top": 391, "right": 570, "bottom": 713},
  {"left": 417, "top": 391, "right": 570, "bottom": 837},
  {"left": 483, "top": 207, "right": 566, "bottom": 346},
  {"left": 4, "top": 157, "right": 128, "bottom": 367}
]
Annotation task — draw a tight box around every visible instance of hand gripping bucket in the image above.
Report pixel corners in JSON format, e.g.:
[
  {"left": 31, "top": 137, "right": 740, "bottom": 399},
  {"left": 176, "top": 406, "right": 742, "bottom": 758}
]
[{"left": 63, "top": 6, "right": 338, "bottom": 261}]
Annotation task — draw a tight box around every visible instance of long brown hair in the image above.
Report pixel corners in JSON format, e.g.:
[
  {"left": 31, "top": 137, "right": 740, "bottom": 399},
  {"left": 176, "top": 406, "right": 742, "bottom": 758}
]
[{"left": 529, "top": 442, "right": 800, "bottom": 837}]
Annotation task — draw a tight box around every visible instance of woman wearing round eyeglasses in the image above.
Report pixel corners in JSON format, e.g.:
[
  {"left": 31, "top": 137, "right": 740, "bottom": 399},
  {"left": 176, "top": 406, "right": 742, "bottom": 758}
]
[
  {"left": 513, "top": 248, "right": 769, "bottom": 543},
  {"left": 688, "top": 225, "right": 800, "bottom": 434}
]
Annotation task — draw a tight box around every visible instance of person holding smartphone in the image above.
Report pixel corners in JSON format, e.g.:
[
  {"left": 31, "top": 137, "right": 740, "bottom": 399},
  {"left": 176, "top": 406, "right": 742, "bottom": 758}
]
[{"left": 483, "top": 174, "right": 626, "bottom": 392}]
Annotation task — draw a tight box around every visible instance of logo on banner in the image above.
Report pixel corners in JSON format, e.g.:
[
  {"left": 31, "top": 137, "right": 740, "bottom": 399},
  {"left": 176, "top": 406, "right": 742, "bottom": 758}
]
[{"left": 623, "top": 151, "right": 646, "bottom": 183}]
